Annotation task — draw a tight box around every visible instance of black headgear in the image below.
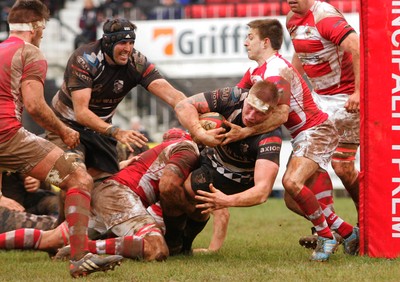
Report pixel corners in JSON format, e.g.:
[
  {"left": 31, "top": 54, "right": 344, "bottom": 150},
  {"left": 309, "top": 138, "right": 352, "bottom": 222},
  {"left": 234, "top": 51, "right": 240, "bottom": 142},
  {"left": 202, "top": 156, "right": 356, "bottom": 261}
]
[{"left": 101, "top": 19, "right": 136, "bottom": 61}]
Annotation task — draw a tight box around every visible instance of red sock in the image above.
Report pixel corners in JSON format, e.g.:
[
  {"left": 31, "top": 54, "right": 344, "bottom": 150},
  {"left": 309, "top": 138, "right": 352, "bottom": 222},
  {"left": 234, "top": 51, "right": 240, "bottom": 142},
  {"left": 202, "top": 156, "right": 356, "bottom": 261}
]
[
  {"left": 319, "top": 202, "right": 353, "bottom": 238},
  {"left": 64, "top": 188, "right": 90, "bottom": 260},
  {"left": 0, "top": 229, "right": 42, "bottom": 249},
  {"left": 88, "top": 236, "right": 144, "bottom": 259},
  {"left": 307, "top": 170, "right": 334, "bottom": 209},
  {"left": 293, "top": 186, "right": 332, "bottom": 238}
]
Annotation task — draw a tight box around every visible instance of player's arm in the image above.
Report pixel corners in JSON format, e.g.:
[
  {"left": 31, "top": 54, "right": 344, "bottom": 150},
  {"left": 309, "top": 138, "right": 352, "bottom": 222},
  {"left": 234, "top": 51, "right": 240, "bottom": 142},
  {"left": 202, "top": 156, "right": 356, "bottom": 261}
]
[
  {"left": 22, "top": 79, "right": 80, "bottom": 149},
  {"left": 222, "top": 77, "right": 290, "bottom": 145},
  {"left": 208, "top": 208, "right": 230, "bottom": 251},
  {"left": 222, "top": 104, "right": 289, "bottom": 145},
  {"left": 291, "top": 52, "right": 306, "bottom": 76},
  {"left": 147, "top": 78, "right": 186, "bottom": 108},
  {"left": 340, "top": 32, "right": 360, "bottom": 112},
  {"left": 175, "top": 93, "right": 224, "bottom": 147},
  {"left": 195, "top": 158, "right": 279, "bottom": 211},
  {"left": 193, "top": 208, "right": 230, "bottom": 253},
  {"left": 71, "top": 88, "right": 147, "bottom": 150},
  {"left": 159, "top": 163, "right": 197, "bottom": 216}
]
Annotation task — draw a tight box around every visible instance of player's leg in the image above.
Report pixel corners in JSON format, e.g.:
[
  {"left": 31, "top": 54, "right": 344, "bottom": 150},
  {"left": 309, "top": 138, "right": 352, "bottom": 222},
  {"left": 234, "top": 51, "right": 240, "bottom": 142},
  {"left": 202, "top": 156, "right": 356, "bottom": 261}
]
[
  {"left": 284, "top": 169, "right": 338, "bottom": 249},
  {"left": 326, "top": 95, "right": 360, "bottom": 215},
  {"left": 0, "top": 221, "right": 68, "bottom": 253},
  {"left": 319, "top": 202, "right": 359, "bottom": 255},
  {"left": 331, "top": 143, "right": 360, "bottom": 213},
  {"left": 0, "top": 206, "right": 57, "bottom": 233},
  {"left": 91, "top": 180, "right": 169, "bottom": 261},
  {"left": 27, "top": 144, "right": 122, "bottom": 277}
]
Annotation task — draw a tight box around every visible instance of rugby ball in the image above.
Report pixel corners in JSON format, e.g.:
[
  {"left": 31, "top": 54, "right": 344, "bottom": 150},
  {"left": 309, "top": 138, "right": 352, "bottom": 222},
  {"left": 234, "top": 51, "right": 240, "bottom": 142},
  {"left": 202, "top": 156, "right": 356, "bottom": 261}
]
[{"left": 199, "top": 112, "right": 226, "bottom": 130}]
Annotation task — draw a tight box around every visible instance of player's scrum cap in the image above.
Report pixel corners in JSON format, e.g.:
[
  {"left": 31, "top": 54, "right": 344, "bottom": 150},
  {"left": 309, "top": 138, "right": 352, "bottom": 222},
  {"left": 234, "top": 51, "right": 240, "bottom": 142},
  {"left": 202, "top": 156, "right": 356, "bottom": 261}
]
[
  {"left": 163, "top": 128, "right": 192, "bottom": 142},
  {"left": 102, "top": 18, "right": 136, "bottom": 60},
  {"left": 246, "top": 80, "right": 279, "bottom": 113}
]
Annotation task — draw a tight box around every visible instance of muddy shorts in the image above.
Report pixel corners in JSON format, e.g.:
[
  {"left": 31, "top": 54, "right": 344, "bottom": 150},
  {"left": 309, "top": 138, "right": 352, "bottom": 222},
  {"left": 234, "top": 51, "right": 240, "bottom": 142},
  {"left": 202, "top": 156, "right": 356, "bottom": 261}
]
[
  {"left": 89, "top": 179, "right": 156, "bottom": 237},
  {"left": 312, "top": 93, "right": 359, "bottom": 144},
  {"left": 291, "top": 119, "right": 339, "bottom": 171},
  {"left": 0, "top": 128, "right": 57, "bottom": 174}
]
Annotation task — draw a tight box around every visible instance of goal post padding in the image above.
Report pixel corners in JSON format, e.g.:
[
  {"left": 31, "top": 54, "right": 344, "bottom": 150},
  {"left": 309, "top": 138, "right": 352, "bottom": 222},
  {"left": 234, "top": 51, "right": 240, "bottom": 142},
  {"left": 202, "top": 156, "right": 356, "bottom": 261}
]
[{"left": 360, "top": 0, "right": 400, "bottom": 257}]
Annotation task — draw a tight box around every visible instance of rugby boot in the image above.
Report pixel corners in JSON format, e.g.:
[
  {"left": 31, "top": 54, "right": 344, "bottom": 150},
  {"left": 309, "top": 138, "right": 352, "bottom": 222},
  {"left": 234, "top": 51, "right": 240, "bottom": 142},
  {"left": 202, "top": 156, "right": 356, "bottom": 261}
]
[{"left": 69, "top": 252, "right": 123, "bottom": 278}]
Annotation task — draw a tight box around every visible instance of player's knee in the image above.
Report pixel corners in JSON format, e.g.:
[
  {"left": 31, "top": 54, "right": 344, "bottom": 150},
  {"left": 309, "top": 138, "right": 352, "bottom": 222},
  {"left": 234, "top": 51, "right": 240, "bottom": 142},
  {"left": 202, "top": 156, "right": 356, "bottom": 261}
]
[
  {"left": 46, "top": 152, "right": 92, "bottom": 192},
  {"left": 282, "top": 175, "right": 300, "bottom": 196},
  {"left": 60, "top": 166, "right": 93, "bottom": 193},
  {"left": 331, "top": 160, "right": 357, "bottom": 180},
  {"left": 143, "top": 235, "right": 169, "bottom": 262}
]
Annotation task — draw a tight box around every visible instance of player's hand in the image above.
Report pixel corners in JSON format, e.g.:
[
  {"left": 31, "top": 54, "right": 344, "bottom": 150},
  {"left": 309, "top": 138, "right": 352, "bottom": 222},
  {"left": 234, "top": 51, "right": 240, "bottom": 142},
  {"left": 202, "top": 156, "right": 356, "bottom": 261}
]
[
  {"left": 344, "top": 91, "right": 360, "bottom": 113},
  {"left": 24, "top": 176, "right": 41, "bottom": 193},
  {"left": 119, "top": 155, "right": 140, "bottom": 169},
  {"left": 60, "top": 126, "right": 80, "bottom": 149},
  {"left": 193, "top": 128, "right": 226, "bottom": 147},
  {"left": 114, "top": 129, "right": 148, "bottom": 152},
  {"left": 220, "top": 121, "right": 252, "bottom": 145},
  {"left": 0, "top": 196, "right": 25, "bottom": 212},
  {"left": 193, "top": 248, "right": 215, "bottom": 254},
  {"left": 195, "top": 183, "right": 230, "bottom": 213}
]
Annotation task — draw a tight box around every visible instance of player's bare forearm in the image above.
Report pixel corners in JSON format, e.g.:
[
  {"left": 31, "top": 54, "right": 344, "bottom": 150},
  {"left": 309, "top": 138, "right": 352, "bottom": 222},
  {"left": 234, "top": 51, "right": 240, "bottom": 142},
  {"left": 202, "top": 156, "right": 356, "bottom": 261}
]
[
  {"left": 175, "top": 95, "right": 209, "bottom": 136},
  {"left": 147, "top": 79, "right": 186, "bottom": 108},
  {"left": 222, "top": 105, "right": 288, "bottom": 145},
  {"left": 159, "top": 164, "right": 194, "bottom": 215},
  {"left": 28, "top": 102, "right": 67, "bottom": 135}
]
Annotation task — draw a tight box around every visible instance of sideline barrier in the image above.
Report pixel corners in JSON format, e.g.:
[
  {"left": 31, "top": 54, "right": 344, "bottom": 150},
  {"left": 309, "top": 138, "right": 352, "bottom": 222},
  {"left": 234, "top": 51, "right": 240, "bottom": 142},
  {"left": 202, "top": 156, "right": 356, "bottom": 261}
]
[{"left": 361, "top": 0, "right": 400, "bottom": 258}]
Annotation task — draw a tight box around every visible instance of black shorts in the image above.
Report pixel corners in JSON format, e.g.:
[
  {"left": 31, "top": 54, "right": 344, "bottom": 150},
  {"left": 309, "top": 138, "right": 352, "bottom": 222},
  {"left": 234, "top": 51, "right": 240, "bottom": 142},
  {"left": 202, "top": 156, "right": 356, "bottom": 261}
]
[
  {"left": 74, "top": 126, "right": 119, "bottom": 174},
  {"left": 46, "top": 124, "right": 119, "bottom": 174},
  {"left": 190, "top": 152, "right": 254, "bottom": 195}
]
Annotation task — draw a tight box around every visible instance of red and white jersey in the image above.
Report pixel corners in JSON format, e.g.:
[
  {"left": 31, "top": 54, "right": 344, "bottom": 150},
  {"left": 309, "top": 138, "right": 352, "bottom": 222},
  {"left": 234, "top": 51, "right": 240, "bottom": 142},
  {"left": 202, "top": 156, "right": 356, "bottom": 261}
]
[
  {"left": 109, "top": 138, "right": 200, "bottom": 207},
  {"left": 238, "top": 53, "right": 327, "bottom": 138},
  {"left": 286, "top": 0, "right": 356, "bottom": 95},
  {"left": 0, "top": 37, "right": 47, "bottom": 143}
]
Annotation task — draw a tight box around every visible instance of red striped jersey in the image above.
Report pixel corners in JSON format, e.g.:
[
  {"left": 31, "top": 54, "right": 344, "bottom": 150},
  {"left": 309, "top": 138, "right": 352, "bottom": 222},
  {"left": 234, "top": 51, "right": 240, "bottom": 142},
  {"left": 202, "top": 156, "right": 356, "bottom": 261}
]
[
  {"left": 286, "top": 0, "right": 356, "bottom": 95},
  {"left": 0, "top": 37, "right": 47, "bottom": 143},
  {"left": 238, "top": 53, "right": 327, "bottom": 138}
]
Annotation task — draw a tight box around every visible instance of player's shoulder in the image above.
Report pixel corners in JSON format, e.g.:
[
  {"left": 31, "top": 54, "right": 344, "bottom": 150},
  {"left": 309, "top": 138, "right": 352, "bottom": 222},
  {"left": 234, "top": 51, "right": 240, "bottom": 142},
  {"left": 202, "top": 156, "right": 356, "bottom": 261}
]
[
  {"left": 131, "top": 48, "right": 149, "bottom": 65},
  {"left": 313, "top": 1, "right": 344, "bottom": 21},
  {"left": 71, "top": 41, "right": 104, "bottom": 71},
  {"left": 265, "top": 55, "right": 291, "bottom": 77},
  {"left": 259, "top": 126, "right": 283, "bottom": 142},
  {"left": 23, "top": 42, "right": 45, "bottom": 61}
]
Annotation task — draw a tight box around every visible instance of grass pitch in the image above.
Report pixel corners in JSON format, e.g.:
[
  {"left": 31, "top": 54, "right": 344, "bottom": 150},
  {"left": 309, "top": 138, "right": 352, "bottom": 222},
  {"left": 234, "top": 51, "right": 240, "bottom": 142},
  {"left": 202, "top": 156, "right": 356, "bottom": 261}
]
[{"left": 0, "top": 197, "right": 398, "bottom": 281}]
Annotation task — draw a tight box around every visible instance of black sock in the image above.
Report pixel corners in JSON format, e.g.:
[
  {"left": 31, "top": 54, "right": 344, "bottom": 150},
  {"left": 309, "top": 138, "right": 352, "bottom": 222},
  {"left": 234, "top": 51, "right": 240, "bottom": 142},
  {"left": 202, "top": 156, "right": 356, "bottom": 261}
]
[
  {"left": 163, "top": 214, "right": 187, "bottom": 255},
  {"left": 182, "top": 217, "right": 209, "bottom": 254}
]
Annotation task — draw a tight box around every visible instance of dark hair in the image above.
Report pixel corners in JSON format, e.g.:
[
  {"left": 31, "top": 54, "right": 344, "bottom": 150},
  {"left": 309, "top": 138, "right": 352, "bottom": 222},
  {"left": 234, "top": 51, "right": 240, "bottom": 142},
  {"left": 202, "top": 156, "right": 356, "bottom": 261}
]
[
  {"left": 247, "top": 19, "right": 283, "bottom": 50},
  {"left": 8, "top": 0, "right": 50, "bottom": 24},
  {"left": 101, "top": 18, "right": 136, "bottom": 59}
]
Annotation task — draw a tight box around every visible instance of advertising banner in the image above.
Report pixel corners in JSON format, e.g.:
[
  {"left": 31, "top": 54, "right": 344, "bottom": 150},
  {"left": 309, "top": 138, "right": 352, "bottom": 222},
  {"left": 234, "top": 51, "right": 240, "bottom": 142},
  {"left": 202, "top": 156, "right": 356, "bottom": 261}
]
[{"left": 132, "top": 15, "right": 359, "bottom": 78}]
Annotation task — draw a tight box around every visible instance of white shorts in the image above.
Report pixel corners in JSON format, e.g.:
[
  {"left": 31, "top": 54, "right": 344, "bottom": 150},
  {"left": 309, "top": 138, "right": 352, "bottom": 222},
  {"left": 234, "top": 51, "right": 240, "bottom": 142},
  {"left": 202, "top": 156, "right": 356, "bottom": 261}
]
[
  {"left": 312, "top": 93, "right": 360, "bottom": 144},
  {"left": 89, "top": 179, "right": 157, "bottom": 237},
  {"left": 291, "top": 119, "right": 339, "bottom": 171}
]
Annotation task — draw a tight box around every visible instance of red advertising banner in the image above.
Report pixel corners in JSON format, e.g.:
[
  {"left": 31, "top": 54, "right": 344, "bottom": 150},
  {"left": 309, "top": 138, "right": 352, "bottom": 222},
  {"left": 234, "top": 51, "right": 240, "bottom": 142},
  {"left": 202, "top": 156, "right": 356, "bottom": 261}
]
[{"left": 360, "top": 0, "right": 400, "bottom": 257}]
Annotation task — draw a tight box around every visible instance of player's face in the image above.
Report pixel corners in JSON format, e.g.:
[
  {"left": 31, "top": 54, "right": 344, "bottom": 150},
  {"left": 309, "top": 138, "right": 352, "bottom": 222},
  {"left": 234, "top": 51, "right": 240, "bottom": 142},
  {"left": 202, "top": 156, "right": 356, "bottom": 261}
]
[
  {"left": 244, "top": 28, "right": 265, "bottom": 64},
  {"left": 242, "top": 99, "right": 271, "bottom": 127},
  {"left": 31, "top": 25, "right": 45, "bottom": 48},
  {"left": 113, "top": 41, "right": 134, "bottom": 65},
  {"left": 287, "top": 0, "right": 313, "bottom": 15}
]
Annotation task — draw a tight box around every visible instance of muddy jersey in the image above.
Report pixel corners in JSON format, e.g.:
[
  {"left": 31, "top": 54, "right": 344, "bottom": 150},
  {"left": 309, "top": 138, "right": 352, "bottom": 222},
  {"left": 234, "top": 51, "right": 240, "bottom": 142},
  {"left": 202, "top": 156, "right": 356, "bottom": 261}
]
[
  {"left": 51, "top": 40, "right": 163, "bottom": 125},
  {"left": 109, "top": 138, "right": 200, "bottom": 207},
  {"left": 0, "top": 37, "right": 47, "bottom": 143},
  {"left": 286, "top": 0, "right": 356, "bottom": 95},
  {"left": 237, "top": 53, "right": 327, "bottom": 138},
  {"left": 202, "top": 87, "right": 282, "bottom": 182}
]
